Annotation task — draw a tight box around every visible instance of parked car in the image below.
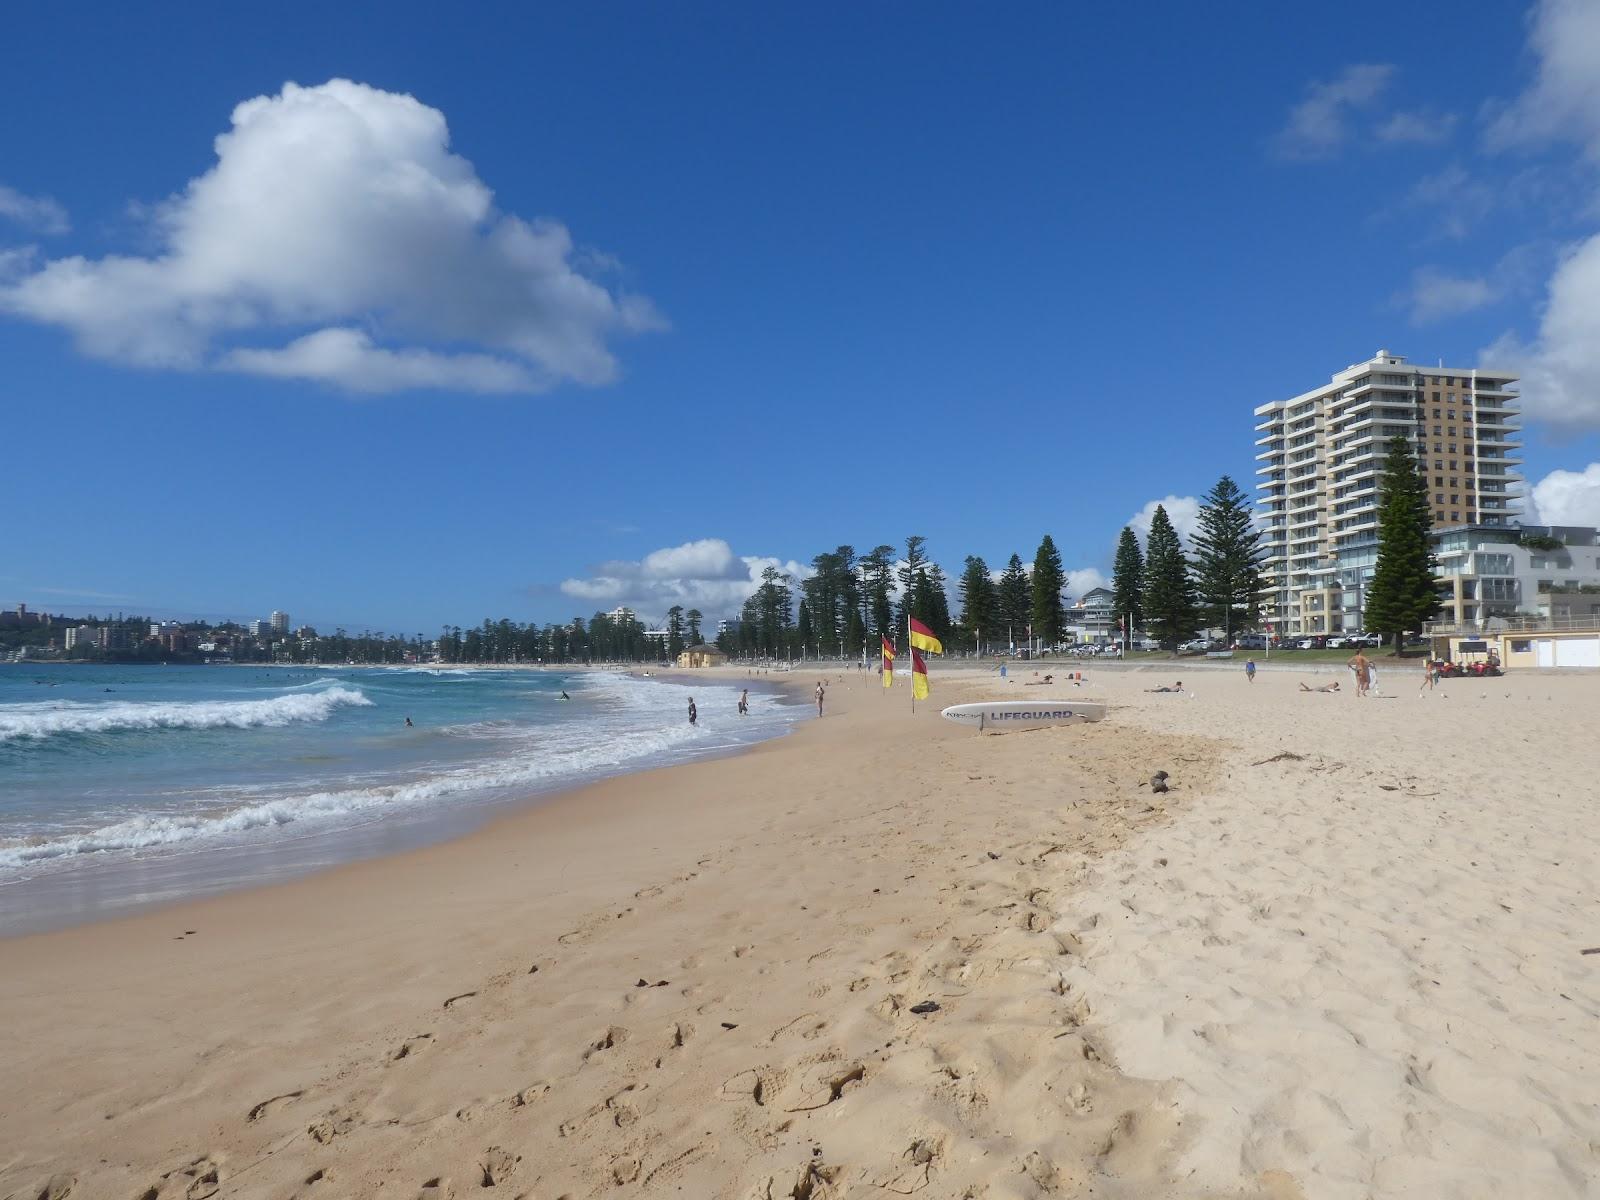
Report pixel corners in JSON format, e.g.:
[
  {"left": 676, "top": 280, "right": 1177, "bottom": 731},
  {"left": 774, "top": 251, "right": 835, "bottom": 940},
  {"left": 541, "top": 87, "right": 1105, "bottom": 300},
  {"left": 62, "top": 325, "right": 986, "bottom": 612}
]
[
  {"left": 1233, "top": 634, "right": 1268, "bottom": 650},
  {"left": 1325, "top": 636, "right": 1353, "bottom": 649},
  {"left": 1177, "top": 639, "right": 1209, "bottom": 654}
]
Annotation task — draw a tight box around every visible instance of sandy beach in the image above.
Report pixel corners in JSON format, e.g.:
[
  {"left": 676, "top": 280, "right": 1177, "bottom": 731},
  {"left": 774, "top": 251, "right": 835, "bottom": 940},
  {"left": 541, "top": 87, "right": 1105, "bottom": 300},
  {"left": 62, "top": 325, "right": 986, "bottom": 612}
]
[{"left": 3, "top": 663, "right": 1597, "bottom": 1199}]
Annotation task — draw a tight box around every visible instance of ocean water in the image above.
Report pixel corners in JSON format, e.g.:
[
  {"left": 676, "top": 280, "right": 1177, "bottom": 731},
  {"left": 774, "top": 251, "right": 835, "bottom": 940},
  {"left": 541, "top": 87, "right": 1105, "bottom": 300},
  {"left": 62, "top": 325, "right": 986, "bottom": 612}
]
[{"left": 0, "top": 664, "right": 800, "bottom": 932}]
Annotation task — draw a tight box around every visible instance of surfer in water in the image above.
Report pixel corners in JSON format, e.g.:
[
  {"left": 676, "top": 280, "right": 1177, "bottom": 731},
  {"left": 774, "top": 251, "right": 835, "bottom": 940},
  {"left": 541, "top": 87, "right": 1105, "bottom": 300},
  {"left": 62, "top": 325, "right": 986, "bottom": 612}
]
[
  {"left": 687, "top": 697, "right": 697, "bottom": 726},
  {"left": 404, "top": 716, "right": 414, "bottom": 727},
  {"left": 560, "top": 690, "right": 571, "bottom": 700}
]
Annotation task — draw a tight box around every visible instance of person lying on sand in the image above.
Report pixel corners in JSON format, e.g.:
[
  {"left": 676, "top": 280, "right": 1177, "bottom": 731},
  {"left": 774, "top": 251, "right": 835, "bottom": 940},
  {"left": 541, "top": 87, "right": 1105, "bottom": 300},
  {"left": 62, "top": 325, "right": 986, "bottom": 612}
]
[
  {"left": 1145, "top": 681, "right": 1183, "bottom": 693},
  {"left": 1299, "top": 681, "right": 1341, "bottom": 693}
]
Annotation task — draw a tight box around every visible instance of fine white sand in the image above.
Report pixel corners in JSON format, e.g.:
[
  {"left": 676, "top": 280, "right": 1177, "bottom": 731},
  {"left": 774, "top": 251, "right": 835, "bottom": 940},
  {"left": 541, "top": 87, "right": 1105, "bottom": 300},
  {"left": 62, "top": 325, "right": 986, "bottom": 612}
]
[
  {"left": 1062, "top": 667, "right": 1600, "bottom": 1198},
  {"left": 1, "top": 662, "right": 1596, "bottom": 1199}
]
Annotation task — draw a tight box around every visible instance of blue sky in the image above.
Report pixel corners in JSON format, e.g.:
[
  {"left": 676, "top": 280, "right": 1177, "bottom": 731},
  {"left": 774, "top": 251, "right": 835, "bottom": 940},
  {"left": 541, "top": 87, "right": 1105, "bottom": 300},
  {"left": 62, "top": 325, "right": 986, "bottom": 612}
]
[{"left": 4, "top": 1, "right": 1600, "bottom": 633}]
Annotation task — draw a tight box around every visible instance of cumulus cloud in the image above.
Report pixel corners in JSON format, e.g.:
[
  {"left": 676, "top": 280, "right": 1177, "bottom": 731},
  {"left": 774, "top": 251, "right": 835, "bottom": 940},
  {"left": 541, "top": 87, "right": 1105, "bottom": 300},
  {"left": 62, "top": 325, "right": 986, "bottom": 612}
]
[
  {"left": 0, "top": 183, "right": 69, "bottom": 235},
  {"left": 0, "top": 79, "right": 662, "bottom": 393},
  {"left": 1375, "top": 110, "right": 1457, "bottom": 145},
  {"left": 1126, "top": 496, "right": 1201, "bottom": 547},
  {"left": 1478, "top": 0, "right": 1600, "bottom": 430},
  {"left": 1529, "top": 463, "right": 1600, "bottom": 527},
  {"left": 558, "top": 538, "right": 811, "bottom": 622},
  {"left": 1273, "top": 64, "right": 1395, "bottom": 160},
  {"left": 1065, "top": 567, "right": 1108, "bottom": 599},
  {"left": 1485, "top": 0, "right": 1600, "bottom": 155}
]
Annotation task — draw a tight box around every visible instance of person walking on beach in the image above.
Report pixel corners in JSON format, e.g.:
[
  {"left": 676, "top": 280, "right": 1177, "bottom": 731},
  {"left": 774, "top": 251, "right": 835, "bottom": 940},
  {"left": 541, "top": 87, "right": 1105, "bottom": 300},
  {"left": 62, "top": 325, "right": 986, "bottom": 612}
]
[
  {"left": 1347, "top": 650, "right": 1371, "bottom": 698},
  {"left": 815, "top": 681, "right": 825, "bottom": 716},
  {"left": 1245, "top": 658, "right": 1257, "bottom": 684},
  {"left": 687, "top": 697, "right": 697, "bottom": 726},
  {"left": 738, "top": 688, "right": 749, "bottom": 716}
]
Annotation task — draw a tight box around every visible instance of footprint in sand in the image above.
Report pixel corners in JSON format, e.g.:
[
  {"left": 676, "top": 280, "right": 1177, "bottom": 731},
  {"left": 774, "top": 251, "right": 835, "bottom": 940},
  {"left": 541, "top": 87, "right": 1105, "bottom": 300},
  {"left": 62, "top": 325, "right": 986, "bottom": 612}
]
[
  {"left": 478, "top": 1148, "right": 520, "bottom": 1187},
  {"left": 308, "top": 1110, "right": 357, "bottom": 1144},
  {"left": 391, "top": 1033, "right": 434, "bottom": 1061},
  {"left": 246, "top": 1090, "right": 304, "bottom": 1122},
  {"left": 582, "top": 1026, "right": 629, "bottom": 1061}
]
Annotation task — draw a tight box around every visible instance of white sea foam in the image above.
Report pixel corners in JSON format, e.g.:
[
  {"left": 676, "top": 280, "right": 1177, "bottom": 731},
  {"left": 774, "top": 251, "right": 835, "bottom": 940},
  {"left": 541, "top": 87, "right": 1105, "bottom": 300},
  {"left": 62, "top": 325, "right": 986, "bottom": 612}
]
[
  {"left": 0, "top": 686, "right": 372, "bottom": 743},
  {"left": 0, "top": 674, "right": 795, "bottom": 872}
]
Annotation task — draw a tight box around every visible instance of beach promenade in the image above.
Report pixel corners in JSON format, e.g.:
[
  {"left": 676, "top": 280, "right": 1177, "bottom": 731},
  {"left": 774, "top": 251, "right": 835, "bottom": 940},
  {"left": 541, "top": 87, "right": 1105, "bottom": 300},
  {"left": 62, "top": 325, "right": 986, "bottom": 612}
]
[{"left": 2, "top": 666, "right": 1596, "bottom": 1199}]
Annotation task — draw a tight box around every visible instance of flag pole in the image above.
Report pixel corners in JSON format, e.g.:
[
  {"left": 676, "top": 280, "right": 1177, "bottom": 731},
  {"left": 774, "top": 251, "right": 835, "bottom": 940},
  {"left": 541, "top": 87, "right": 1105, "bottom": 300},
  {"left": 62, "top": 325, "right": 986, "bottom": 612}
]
[{"left": 908, "top": 612, "right": 914, "bottom": 714}]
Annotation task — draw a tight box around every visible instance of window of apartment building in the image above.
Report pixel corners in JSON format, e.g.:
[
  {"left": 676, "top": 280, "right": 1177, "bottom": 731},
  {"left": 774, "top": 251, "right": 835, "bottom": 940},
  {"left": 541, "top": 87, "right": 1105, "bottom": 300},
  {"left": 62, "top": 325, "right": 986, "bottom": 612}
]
[
  {"left": 1436, "top": 493, "right": 1445, "bottom": 504},
  {"left": 1434, "top": 442, "right": 1442, "bottom": 453},
  {"left": 1450, "top": 494, "right": 1459, "bottom": 505},
  {"left": 1434, "top": 476, "right": 1444, "bottom": 486},
  {"left": 1433, "top": 425, "right": 1441, "bottom": 435},
  {"left": 1451, "top": 511, "right": 1460, "bottom": 522},
  {"left": 1449, "top": 460, "right": 1458, "bottom": 470},
  {"left": 1431, "top": 395, "right": 1440, "bottom": 405}
]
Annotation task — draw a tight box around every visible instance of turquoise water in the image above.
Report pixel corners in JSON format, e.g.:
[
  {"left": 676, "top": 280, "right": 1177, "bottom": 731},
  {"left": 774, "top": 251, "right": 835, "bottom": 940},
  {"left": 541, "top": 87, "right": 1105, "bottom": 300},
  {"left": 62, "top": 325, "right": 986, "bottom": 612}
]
[{"left": 0, "top": 664, "right": 798, "bottom": 930}]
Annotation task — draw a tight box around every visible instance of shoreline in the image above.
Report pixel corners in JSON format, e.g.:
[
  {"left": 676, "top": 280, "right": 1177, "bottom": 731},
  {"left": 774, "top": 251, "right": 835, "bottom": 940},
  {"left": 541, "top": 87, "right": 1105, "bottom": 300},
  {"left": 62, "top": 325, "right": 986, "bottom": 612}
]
[{"left": 0, "top": 667, "right": 807, "bottom": 939}]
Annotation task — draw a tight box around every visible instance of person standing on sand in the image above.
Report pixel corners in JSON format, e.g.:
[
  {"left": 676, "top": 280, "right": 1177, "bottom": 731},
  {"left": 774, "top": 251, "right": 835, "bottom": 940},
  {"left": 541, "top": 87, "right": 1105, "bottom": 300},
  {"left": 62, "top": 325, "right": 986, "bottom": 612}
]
[
  {"left": 815, "top": 682, "right": 825, "bottom": 716},
  {"left": 687, "top": 697, "right": 697, "bottom": 726},
  {"left": 1245, "top": 658, "right": 1257, "bottom": 684},
  {"left": 1347, "top": 650, "right": 1371, "bottom": 697}
]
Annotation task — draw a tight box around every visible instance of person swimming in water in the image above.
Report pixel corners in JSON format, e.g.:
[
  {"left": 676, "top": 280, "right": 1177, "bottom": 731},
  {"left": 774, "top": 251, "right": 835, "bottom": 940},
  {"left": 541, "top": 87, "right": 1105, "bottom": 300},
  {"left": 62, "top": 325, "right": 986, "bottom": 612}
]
[{"left": 404, "top": 716, "right": 414, "bottom": 727}]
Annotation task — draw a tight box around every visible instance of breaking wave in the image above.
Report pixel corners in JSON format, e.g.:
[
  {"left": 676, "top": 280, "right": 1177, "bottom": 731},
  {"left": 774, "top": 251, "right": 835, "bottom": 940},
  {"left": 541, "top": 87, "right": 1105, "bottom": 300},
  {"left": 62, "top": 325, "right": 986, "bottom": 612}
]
[
  {"left": 0, "top": 708, "right": 701, "bottom": 868},
  {"left": 0, "top": 686, "right": 372, "bottom": 744}
]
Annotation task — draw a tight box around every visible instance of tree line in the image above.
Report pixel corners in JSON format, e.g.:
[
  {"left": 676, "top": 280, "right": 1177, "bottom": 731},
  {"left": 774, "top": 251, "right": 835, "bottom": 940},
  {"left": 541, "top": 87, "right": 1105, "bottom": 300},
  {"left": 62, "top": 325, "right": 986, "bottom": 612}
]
[{"left": 1109, "top": 474, "right": 1269, "bottom": 649}]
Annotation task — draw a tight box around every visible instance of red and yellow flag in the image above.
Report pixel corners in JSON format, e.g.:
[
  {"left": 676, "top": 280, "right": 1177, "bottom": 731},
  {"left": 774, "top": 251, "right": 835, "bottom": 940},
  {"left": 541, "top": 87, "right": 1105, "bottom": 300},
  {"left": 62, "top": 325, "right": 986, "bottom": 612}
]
[
  {"left": 881, "top": 636, "right": 895, "bottom": 688},
  {"left": 911, "top": 648, "right": 929, "bottom": 701},
  {"left": 908, "top": 618, "right": 943, "bottom": 655}
]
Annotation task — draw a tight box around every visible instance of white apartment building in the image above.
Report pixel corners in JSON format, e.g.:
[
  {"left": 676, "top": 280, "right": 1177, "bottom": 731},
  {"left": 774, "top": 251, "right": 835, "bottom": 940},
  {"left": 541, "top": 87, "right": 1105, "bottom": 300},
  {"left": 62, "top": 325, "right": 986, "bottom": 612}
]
[
  {"left": 1254, "top": 350, "right": 1521, "bottom": 636},
  {"left": 269, "top": 610, "right": 290, "bottom": 634}
]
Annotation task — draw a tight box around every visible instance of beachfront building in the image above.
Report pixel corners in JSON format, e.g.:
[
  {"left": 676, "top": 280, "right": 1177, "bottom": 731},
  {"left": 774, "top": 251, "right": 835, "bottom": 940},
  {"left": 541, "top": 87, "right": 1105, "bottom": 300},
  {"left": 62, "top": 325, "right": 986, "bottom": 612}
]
[
  {"left": 1254, "top": 350, "right": 1521, "bottom": 637},
  {"left": 270, "top": 610, "right": 290, "bottom": 635},
  {"left": 1432, "top": 524, "right": 1600, "bottom": 628},
  {"left": 1064, "top": 587, "right": 1116, "bottom": 645},
  {"left": 676, "top": 644, "right": 727, "bottom": 668}
]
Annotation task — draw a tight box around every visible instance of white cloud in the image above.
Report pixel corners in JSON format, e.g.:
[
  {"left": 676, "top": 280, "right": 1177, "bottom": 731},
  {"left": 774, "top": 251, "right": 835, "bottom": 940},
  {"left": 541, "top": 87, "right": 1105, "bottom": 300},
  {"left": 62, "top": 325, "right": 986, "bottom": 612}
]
[
  {"left": 0, "top": 183, "right": 69, "bottom": 235},
  {"left": 0, "top": 79, "right": 662, "bottom": 394},
  {"left": 1478, "top": 0, "right": 1600, "bottom": 430},
  {"left": 1402, "top": 266, "right": 1498, "bottom": 324},
  {"left": 558, "top": 538, "right": 810, "bottom": 622},
  {"left": 223, "top": 328, "right": 535, "bottom": 393},
  {"left": 1065, "top": 567, "right": 1108, "bottom": 598},
  {"left": 1127, "top": 496, "right": 1201, "bottom": 547},
  {"left": 1529, "top": 463, "right": 1600, "bottom": 527},
  {"left": 1486, "top": 0, "right": 1600, "bottom": 156},
  {"left": 1273, "top": 64, "right": 1395, "bottom": 161},
  {"left": 1376, "top": 110, "right": 1457, "bottom": 145}
]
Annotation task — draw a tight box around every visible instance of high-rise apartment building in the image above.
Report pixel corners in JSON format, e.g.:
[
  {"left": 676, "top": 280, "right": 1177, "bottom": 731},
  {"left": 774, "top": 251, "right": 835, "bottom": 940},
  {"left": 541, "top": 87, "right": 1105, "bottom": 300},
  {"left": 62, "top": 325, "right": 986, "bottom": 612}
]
[
  {"left": 1254, "top": 350, "right": 1521, "bottom": 637},
  {"left": 270, "top": 610, "right": 290, "bottom": 635}
]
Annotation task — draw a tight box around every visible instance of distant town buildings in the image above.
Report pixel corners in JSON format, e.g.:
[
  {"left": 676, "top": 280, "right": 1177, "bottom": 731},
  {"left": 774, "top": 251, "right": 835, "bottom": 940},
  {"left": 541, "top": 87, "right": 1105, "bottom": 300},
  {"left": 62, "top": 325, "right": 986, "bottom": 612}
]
[{"left": 270, "top": 610, "right": 290, "bottom": 635}]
